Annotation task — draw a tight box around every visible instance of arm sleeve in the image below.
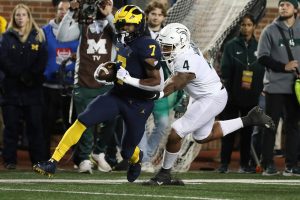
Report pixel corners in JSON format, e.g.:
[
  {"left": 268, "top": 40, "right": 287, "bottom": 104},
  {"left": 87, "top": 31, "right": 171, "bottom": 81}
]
[
  {"left": 258, "top": 56, "right": 286, "bottom": 72},
  {"left": 257, "top": 25, "right": 287, "bottom": 73},
  {"left": 57, "top": 10, "right": 80, "bottom": 42},
  {"left": 31, "top": 40, "right": 48, "bottom": 75}
]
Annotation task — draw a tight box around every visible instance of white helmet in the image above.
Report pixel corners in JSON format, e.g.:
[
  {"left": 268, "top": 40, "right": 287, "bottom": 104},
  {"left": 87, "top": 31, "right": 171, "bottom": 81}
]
[{"left": 157, "top": 23, "right": 191, "bottom": 62}]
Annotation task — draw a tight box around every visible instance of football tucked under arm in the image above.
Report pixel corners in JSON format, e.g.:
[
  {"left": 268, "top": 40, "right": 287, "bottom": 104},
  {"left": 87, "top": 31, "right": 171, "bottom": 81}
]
[
  {"left": 94, "top": 61, "right": 117, "bottom": 84},
  {"left": 116, "top": 59, "right": 164, "bottom": 92}
]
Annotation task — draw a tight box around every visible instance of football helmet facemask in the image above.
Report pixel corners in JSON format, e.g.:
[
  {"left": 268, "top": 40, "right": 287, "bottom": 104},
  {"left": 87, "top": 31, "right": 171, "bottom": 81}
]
[
  {"left": 113, "top": 5, "right": 146, "bottom": 44},
  {"left": 157, "top": 23, "right": 191, "bottom": 63}
]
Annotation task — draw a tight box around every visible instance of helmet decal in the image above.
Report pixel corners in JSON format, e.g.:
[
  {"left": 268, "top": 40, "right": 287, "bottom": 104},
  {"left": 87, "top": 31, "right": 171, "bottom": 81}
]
[
  {"left": 156, "top": 23, "right": 191, "bottom": 66},
  {"left": 113, "top": 5, "right": 146, "bottom": 43}
]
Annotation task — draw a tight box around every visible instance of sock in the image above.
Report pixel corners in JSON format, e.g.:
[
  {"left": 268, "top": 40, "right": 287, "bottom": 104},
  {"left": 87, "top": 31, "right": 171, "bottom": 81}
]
[
  {"left": 52, "top": 119, "right": 87, "bottom": 162},
  {"left": 129, "top": 146, "right": 140, "bottom": 164},
  {"left": 219, "top": 118, "right": 243, "bottom": 137},
  {"left": 162, "top": 150, "right": 179, "bottom": 170}
]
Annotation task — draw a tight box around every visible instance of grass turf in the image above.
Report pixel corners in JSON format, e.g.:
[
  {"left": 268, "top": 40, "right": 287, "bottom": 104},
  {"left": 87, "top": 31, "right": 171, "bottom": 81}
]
[{"left": 1, "top": 170, "right": 300, "bottom": 200}]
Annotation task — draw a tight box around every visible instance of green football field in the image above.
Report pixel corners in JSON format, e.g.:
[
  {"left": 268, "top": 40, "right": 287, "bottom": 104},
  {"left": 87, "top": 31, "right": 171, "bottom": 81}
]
[{"left": 1, "top": 169, "right": 300, "bottom": 200}]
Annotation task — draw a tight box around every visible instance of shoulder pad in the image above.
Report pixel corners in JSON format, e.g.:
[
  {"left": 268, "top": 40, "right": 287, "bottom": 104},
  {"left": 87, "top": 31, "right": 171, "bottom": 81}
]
[{"left": 135, "top": 37, "right": 161, "bottom": 60}]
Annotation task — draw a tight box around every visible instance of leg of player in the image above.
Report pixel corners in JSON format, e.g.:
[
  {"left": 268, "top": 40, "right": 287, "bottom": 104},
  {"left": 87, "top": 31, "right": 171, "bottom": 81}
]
[
  {"left": 33, "top": 119, "right": 87, "bottom": 177},
  {"left": 127, "top": 146, "right": 144, "bottom": 182},
  {"left": 198, "top": 106, "right": 275, "bottom": 144},
  {"left": 142, "top": 128, "right": 185, "bottom": 186},
  {"left": 143, "top": 106, "right": 275, "bottom": 185}
]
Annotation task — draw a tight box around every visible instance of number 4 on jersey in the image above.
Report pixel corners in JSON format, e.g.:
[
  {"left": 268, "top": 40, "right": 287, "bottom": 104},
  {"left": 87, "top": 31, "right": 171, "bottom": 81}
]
[{"left": 183, "top": 60, "right": 189, "bottom": 70}]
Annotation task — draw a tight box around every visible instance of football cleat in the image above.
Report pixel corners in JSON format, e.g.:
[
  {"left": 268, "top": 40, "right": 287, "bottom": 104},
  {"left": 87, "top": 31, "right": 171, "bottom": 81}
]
[
  {"left": 142, "top": 168, "right": 185, "bottom": 186},
  {"left": 245, "top": 106, "right": 275, "bottom": 130},
  {"left": 91, "top": 153, "right": 112, "bottom": 172},
  {"left": 127, "top": 150, "right": 143, "bottom": 182},
  {"left": 33, "top": 159, "right": 57, "bottom": 178},
  {"left": 78, "top": 160, "right": 93, "bottom": 174}
]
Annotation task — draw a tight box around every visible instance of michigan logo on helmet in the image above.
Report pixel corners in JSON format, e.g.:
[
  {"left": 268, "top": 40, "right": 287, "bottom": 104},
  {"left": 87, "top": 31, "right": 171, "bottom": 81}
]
[
  {"left": 157, "top": 23, "right": 191, "bottom": 62},
  {"left": 113, "top": 5, "right": 146, "bottom": 43}
]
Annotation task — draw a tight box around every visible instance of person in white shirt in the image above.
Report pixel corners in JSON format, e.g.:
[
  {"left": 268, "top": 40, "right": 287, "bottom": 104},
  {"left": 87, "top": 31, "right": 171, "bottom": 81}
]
[{"left": 144, "top": 23, "right": 275, "bottom": 186}]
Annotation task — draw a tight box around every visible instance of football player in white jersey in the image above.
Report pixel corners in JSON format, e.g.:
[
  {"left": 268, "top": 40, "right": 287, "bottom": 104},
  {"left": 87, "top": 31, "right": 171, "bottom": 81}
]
[{"left": 144, "top": 23, "right": 275, "bottom": 186}]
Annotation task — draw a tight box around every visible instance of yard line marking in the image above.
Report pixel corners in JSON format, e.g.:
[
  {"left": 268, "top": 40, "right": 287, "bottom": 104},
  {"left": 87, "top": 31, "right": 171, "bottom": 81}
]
[
  {"left": 0, "top": 179, "right": 300, "bottom": 185},
  {"left": 0, "top": 188, "right": 229, "bottom": 200}
]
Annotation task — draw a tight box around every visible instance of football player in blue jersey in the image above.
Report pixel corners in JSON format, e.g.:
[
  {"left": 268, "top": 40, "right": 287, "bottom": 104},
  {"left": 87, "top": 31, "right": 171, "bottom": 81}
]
[{"left": 33, "top": 5, "right": 163, "bottom": 182}]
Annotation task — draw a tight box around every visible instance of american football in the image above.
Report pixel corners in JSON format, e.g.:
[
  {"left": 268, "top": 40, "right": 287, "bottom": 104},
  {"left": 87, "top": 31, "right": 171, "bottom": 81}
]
[{"left": 95, "top": 61, "right": 117, "bottom": 82}]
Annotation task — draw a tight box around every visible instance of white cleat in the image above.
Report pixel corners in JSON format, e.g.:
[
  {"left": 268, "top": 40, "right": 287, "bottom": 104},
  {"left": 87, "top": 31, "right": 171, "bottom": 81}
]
[
  {"left": 78, "top": 160, "right": 93, "bottom": 174},
  {"left": 91, "top": 153, "right": 112, "bottom": 172}
]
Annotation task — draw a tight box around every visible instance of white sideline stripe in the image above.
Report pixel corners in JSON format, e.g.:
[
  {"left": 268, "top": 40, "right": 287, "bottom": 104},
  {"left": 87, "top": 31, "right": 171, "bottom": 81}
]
[
  {"left": 0, "top": 188, "right": 227, "bottom": 200},
  {"left": 0, "top": 179, "right": 300, "bottom": 184}
]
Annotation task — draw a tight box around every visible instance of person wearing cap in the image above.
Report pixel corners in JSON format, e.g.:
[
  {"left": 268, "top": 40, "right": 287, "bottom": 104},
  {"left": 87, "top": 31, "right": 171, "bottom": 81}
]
[{"left": 257, "top": 0, "right": 300, "bottom": 176}]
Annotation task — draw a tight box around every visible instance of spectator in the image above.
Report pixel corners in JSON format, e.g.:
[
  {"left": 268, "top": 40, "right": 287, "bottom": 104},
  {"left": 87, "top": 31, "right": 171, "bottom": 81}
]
[
  {"left": 55, "top": 0, "right": 119, "bottom": 173},
  {"left": 138, "top": 0, "right": 167, "bottom": 173},
  {"left": 42, "top": 0, "right": 79, "bottom": 160},
  {"left": 257, "top": 0, "right": 300, "bottom": 176},
  {"left": 33, "top": 5, "right": 163, "bottom": 183},
  {"left": 0, "top": 15, "right": 7, "bottom": 154},
  {"left": 0, "top": 4, "right": 48, "bottom": 169},
  {"left": 218, "top": 14, "right": 265, "bottom": 173}
]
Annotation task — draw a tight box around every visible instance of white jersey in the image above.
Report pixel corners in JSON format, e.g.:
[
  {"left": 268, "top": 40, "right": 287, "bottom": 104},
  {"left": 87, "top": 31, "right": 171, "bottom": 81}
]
[
  {"left": 172, "top": 47, "right": 222, "bottom": 99},
  {"left": 171, "top": 46, "right": 227, "bottom": 140}
]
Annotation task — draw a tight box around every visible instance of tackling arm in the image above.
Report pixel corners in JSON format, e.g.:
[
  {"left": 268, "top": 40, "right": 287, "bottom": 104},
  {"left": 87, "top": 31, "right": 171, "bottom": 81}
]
[{"left": 163, "top": 72, "right": 195, "bottom": 97}]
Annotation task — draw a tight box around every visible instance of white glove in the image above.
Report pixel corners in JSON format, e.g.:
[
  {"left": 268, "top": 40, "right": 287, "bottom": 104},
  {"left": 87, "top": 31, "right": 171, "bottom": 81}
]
[
  {"left": 116, "top": 67, "right": 130, "bottom": 82},
  {"left": 116, "top": 67, "right": 140, "bottom": 87}
]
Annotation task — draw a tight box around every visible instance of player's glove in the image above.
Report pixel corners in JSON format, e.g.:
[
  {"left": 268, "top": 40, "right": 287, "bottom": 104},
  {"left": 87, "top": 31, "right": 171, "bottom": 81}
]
[
  {"left": 116, "top": 67, "right": 140, "bottom": 87},
  {"left": 116, "top": 67, "right": 129, "bottom": 81},
  {"left": 116, "top": 66, "right": 163, "bottom": 92}
]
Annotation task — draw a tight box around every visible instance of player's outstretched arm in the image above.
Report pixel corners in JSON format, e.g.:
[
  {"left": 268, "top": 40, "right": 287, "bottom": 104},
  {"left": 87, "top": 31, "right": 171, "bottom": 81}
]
[{"left": 163, "top": 72, "right": 195, "bottom": 97}]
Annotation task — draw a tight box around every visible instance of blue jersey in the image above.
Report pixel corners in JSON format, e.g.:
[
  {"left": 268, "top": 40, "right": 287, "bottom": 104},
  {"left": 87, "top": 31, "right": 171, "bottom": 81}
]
[{"left": 112, "top": 36, "right": 162, "bottom": 99}]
